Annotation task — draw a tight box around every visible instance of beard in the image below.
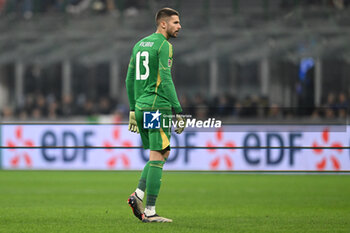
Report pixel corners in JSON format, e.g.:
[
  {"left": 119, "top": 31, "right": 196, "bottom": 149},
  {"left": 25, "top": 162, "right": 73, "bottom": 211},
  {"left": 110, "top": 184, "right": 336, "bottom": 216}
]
[{"left": 167, "top": 29, "right": 178, "bottom": 38}]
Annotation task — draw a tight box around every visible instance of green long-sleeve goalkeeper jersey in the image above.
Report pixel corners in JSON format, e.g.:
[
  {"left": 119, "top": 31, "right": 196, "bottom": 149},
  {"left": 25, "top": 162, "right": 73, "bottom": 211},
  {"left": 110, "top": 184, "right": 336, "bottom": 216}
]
[{"left": 125, "top": 33, "right": 182, "bottom": 114}]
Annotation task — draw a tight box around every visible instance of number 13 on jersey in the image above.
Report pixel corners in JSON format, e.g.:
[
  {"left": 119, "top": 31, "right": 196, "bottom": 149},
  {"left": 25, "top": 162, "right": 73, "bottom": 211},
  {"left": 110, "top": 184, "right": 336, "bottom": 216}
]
[{"left": 136, "top": 51, "right": 149, "bottom": 80}]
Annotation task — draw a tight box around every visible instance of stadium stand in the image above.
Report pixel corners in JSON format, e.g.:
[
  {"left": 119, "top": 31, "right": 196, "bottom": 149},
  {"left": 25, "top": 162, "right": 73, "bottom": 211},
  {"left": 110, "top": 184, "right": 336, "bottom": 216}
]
[{"left": 0, "top": 0, "right": 349, "bottom": 121}]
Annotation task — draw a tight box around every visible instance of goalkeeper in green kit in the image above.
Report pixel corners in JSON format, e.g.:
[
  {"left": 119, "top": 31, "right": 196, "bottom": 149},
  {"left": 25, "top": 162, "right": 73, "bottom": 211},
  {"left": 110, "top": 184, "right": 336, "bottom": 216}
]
[{"left": 126, "top": 8, "right": 185, "bottom": 223}]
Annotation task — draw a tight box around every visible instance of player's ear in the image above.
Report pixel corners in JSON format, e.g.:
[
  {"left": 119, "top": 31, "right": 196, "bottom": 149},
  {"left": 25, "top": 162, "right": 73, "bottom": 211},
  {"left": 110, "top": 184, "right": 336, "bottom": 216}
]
[{"left": 160, "top": 20, "right": 166, "bottom": 29}]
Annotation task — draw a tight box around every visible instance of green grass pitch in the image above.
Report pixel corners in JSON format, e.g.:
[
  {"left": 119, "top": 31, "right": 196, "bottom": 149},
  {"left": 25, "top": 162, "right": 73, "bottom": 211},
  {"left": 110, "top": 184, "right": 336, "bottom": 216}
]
[{"left": 0, "top": 171, "right": 349, "bottom": 233}]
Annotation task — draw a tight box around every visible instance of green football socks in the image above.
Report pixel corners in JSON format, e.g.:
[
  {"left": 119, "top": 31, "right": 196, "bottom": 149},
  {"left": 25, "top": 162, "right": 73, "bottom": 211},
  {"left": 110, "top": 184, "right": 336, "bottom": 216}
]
[
  {"left": 136, "top": 160, "right": 165, "bottom": 211},
  {"left": 137, "top": 161, "right": 151, "bottom": 192},
  {"left": 146, "top": 160, "right": 164, "bottom": 207}
]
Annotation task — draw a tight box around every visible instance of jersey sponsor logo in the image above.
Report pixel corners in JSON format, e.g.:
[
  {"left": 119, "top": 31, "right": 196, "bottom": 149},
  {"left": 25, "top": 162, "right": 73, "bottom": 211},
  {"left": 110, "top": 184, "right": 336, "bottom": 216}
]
[
  {"left": 144, "top": 110, "right": 161, "bottom": 129},
  {"left": 168, "top": 58, "right": 172, "bottom": 67},
  {"left": 140, "top": 42, "right": 154, "bottom": 47}
]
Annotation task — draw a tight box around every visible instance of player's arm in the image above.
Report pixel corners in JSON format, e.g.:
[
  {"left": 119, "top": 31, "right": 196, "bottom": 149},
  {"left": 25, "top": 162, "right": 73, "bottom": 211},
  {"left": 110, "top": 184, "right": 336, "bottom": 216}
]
[
  {"left": 158, "top": 42, "right": 182, "bottom": 114},
  {"left": 125, "top": 48, "right": 139, "bottom": 133}
]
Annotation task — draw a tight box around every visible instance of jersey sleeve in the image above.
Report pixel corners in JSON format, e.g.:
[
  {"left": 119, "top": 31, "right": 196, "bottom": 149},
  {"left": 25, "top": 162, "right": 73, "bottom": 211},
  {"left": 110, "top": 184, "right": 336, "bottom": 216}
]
[
  {"left": 125, "top": 48, "right": 136, "bottom": 111},
  {"left": 158, "top": 42, "right": 182, "bottom": 114}
]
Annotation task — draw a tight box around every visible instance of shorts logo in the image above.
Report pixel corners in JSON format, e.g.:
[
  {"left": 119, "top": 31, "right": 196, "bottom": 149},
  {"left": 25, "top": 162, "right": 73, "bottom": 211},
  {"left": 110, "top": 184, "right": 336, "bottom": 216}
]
[{"left": 144, "top": 110, "right": 161, "bottom": 129}]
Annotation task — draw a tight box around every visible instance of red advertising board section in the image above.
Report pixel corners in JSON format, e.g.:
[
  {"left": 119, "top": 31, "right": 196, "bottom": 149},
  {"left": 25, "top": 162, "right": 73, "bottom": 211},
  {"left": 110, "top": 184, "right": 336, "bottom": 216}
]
[{"left": 1, "top": 125, "right": 349, "bottom": 171}]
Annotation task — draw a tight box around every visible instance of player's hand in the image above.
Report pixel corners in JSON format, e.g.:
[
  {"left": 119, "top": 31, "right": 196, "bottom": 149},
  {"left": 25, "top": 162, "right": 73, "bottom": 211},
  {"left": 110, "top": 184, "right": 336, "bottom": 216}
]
[
  {"left": 128, "top": 111, "right": 139, "bottom": 134},
  {"left": 175, "top": 114, "right": 185, "bottom": 134}
]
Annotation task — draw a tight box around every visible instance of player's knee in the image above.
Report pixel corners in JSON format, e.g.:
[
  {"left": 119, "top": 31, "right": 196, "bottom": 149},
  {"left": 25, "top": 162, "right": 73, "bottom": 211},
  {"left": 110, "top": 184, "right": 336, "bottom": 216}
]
[
  {"left": 161, "top": 147, "right": 170, "bottom": 161},
  {"left": 150, "top": 147, "right": 170, "bottom": 161}
]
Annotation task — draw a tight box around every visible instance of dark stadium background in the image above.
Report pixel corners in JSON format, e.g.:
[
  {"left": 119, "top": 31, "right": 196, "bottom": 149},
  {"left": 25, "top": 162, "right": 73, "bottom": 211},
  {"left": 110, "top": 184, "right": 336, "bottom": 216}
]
[{"left": 0, "top": 0, "right": 349, "bottom": 122}]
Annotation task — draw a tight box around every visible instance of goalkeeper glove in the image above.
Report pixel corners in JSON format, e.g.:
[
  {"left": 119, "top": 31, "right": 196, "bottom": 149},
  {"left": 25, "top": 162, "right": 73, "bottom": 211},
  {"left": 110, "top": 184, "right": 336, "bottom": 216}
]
[
  {"left": 128, "top": 111, "right": 139, "bottom": 134},
  {"left": 175, "top": 114, "right": 185, "bottom": 134}
]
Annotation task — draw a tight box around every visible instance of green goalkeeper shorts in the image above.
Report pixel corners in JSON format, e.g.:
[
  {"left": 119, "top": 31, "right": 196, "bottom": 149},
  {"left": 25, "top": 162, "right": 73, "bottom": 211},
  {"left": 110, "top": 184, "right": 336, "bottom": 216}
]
[{"left": 135, "top": 108, "right": 172, "bottom": 151}]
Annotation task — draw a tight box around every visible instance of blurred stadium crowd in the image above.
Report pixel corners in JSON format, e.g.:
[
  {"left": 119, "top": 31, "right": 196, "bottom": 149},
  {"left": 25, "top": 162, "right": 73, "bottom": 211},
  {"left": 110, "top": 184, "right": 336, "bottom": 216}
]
[
  {"left": 0, "top": 0, "right": 349, "bottom": 19},
  {"left": 0, "top": 0, "right": 153, "bottom": 18},
  {"left": 0, "top": 0, "right": 349, "bottom": 122},
  {"left": 1, "top": 90, "right": 348, "bottom": 121}
]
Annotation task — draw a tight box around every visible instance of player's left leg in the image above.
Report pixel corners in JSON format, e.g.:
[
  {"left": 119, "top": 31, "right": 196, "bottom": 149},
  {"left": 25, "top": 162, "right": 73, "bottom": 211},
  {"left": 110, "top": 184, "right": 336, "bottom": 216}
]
[{"left": 143, "top": 148, "right": 172, "bottom": 223}]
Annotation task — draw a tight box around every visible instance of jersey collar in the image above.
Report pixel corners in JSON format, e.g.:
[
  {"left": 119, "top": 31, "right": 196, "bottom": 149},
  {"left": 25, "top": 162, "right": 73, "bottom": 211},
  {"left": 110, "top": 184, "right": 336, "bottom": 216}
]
[{"left": 154, "top": 33, "right": 168, "bottom": 40}]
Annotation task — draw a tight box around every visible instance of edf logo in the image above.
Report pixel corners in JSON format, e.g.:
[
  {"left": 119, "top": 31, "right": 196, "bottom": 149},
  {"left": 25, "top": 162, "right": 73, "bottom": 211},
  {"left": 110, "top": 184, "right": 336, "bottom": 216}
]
[{"left": 143, "top": 110, "right": 161, "bottom": 129}]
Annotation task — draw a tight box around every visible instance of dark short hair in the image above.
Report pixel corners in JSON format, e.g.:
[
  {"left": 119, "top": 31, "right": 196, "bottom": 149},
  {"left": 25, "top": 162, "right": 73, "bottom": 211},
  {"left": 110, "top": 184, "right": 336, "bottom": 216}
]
[{"left": 155, "top": 8, "right": 179, "bottom": 26}]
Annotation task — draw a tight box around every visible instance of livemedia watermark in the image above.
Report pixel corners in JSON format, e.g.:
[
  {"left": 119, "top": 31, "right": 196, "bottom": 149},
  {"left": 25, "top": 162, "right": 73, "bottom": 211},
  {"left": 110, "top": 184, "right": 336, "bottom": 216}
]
[{"left": 143, "top": 110, "right": 222, "bottom": 129}]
